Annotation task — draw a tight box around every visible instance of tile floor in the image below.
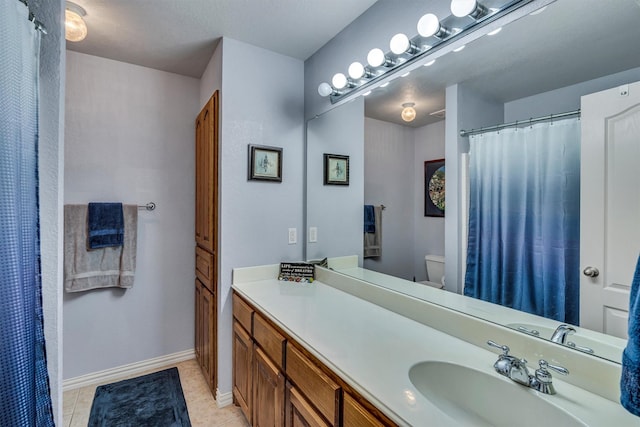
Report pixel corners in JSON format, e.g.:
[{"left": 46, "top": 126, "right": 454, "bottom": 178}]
[{"left": 63, "top": 359, "right": 250, "bottom": 427}]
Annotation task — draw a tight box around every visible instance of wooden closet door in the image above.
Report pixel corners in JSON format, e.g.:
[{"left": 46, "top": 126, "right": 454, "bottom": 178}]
[{"left": 195, "top": 92, "right": 217, "bottom": 254}]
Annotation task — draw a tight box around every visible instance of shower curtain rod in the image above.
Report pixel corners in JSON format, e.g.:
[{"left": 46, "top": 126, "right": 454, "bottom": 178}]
[
  {"left": 459, "top": 109, "right": 581, "bottom": 137},
  {"left": 18, "top": 0, "right": 48, "bottom": 34}
]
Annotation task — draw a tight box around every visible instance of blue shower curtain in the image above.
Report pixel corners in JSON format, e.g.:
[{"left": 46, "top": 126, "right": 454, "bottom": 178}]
[
  {"left": 464, "top": 118, "right": 580, "bottom": 325},
  {"left": 1, "top": 1, "right": 54, "bottom": 425}
]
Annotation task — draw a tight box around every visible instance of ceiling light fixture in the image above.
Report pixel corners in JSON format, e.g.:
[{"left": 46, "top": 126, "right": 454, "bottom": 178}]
[
  {"left": 65, "top": 1, "right": 87, "bottom": 42},
  {"left": 424, "top": 59, "right": 436, "bottom": 67},
  {"left": 487, "top": 27, "right": 502, "bottom": 36},
  {"left": 401, "top": 103, "right": 417, "bottom": 122},
  {"left": 318, "top": 0, "right": 530, "bottom": 102},
  {"left": 453, "top": 45, "right": 466, "bottom": 52}
]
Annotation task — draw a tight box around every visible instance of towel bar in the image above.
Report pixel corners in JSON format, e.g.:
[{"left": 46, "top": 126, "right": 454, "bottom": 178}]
[{"left": 138, "top": 202, "right": 156, "bottom": 211}]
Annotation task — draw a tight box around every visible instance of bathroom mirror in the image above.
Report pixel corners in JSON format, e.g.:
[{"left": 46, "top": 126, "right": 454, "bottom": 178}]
[{"left": 306, "top": 0, "right": 640, "bottom": 364}]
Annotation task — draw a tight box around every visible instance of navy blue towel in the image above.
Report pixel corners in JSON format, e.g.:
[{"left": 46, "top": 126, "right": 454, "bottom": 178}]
[
  {"left": 87, "top": 202, "right": 124, "bottom": 249},
  {"left": 621, "top": 253, "right": 640, "bottom": 417},
  {"left": 364, "top": 205, "right": 375, "bottom": 233}
]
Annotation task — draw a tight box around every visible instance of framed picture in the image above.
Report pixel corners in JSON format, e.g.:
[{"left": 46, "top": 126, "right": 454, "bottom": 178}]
[
  {"left": 248, "top": 144, "right": 282, "bottom": 182},
  {"left": 424, "top": 159, "right": 445, "bottom": 217},
  {"left": 323, "top": 154, "right": 349, "bottom": 185}
]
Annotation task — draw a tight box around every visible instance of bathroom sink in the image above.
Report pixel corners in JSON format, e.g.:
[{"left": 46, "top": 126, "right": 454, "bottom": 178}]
[{"left": 408, "top": 361, "right": 586, "bottom": 427}]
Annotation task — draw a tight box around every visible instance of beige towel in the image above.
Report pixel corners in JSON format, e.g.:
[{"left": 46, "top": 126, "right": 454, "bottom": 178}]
[
  {"left": 64, "top": 204, "right": 138, "bottom": 292},
  {"left": 363, "top": 205, "right": 382, "bottom": 258}
]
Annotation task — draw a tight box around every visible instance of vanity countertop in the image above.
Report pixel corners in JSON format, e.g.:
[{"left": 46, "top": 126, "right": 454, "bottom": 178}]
[{"left": 232, "top": 273, "right": 637, "bottom": 426}]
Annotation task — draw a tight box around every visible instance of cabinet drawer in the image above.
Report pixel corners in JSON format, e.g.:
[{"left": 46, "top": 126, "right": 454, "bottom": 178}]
[
  {"left": 233, "top": 294, "right": 253, "bottom": 334},
  {"left": 253, "top": 313, "right": 286, "bottom": 370},
  {"left": 195, "top": 246, "right": 214, "bottom": 292},
  {"left": 286, "top": 344, "right": 340, "bottom": 426},
  {"left": 343, "top": 393, "right": 387, "bottom": 427}
]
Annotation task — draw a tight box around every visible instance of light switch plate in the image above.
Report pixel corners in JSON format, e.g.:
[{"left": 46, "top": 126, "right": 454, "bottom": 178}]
[
  {"left": 308, "top": 227, "right": 318, "bottom": 243},
  {"left": 288, "top": 228, "right": 297, "bottom": 245}
]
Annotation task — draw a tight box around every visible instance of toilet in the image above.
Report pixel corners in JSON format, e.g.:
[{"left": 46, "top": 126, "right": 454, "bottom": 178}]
[{"left": 418, "top": 255, "right": 445, "bottom": 289}]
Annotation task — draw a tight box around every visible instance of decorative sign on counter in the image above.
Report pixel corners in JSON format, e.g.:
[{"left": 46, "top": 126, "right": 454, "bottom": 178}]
[{"left": 278, "top": 262, "right": 315, "bottom": 283}]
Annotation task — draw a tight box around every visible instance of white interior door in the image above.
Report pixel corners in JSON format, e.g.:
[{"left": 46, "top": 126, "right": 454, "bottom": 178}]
[{"left": 580, "top": 81, "right": 640, "bottom": 338}]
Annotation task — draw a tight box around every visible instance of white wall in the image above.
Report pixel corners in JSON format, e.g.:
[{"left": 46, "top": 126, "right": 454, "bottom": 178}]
[
  {"left": 63, "top": 52, "right": 200, "bottom": 378},
  {"left": 413, "top": 120, "right": 446, "bottom": 281},
  {"left": 217, "top": 38, "right": 305, "bottom": 396},
  {"left": 360, "top": 118, "right": 446, "bottom": 282},
  {"left": 307, "top": 99, "right": 365, "bottom": 263},
  {"left": 33, "top": 0, "right": 65, "bottom": 423},
  {"left": 445, "top": 84, "right": 503, "bottom": 293},
  {"left": 363, "top": 118, "right": 414, "bottom": 279},
  {"left": 505, "top": 66, "right": 640, "bottom": 122}
]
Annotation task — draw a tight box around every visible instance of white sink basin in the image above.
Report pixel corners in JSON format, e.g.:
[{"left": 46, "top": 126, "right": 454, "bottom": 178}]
[{"left": 408, "top": 361, "right": 586, "bottom": 427}]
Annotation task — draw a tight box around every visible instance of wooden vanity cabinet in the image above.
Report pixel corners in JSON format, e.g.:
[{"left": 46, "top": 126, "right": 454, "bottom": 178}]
[{"left": 232, "top": 292, "right": 396, "bottom": 427}]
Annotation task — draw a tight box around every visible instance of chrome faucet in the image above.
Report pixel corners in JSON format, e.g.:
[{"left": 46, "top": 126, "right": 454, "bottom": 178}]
[
  {"left": 486, "top": 340, "right": 531, "bottom": 386},
  {"left": 550, "top": 324, "right": 576, "bottom": 344},
  {"left": 487, "top": 340, "right": 569, "bottom": 394}
]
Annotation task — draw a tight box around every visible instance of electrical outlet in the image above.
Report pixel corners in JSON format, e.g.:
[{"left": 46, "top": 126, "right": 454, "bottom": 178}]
[
  {"left": 308, "top": 227, "right": 318, "bottom": 243},
  {"left": 288, "top": 228, "right": 297, "bottom": 245}
]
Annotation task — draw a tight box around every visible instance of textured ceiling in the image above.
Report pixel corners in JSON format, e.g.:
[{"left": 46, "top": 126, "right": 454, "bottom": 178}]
[
  {"left": 65, "top": 0, "right": 378, "bottom": 78},
  {"left": 365, "top": 0, "right": 640, "bottom": 127}
]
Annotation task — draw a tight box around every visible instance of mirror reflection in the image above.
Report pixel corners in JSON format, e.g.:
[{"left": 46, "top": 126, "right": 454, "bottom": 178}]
[{"left": 306, "top": 0, "right": 640, "bottom": 364}]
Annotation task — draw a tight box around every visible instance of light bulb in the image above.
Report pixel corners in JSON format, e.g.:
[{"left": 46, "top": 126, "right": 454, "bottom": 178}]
[
  {"left": 417, "top": 13, "right": 441, "bottom": 37},
  {"left": 367, "top": 48, "right": 386, "bottom": 67},
  {"left": 348, "top": 62, "right": 366, "bottom": 79},
  {"left": 332, "top": 73, "right": 348, "bottom": 89},
  {"left": 65, "top": 7, "right": 87, "bottom": 42},
  {"left": 401, "top": 103, "right": 416, "bottom": 122},
  {"left": 390, "top": 33, "right": 410, "bottom": 55},
  {"left": 451, "top": 0, "right": 477, "bottom": 17},
  {"left": 318, "top": 82, "right": 333, "bottom": 97}
]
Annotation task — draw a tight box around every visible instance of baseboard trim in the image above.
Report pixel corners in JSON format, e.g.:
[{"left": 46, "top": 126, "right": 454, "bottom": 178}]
[
  {"left": 63, "top": 349, "right": 195, "bottom": 391},
  {"left": 216, "top": 389, "right": 233, "bottom": 408}
]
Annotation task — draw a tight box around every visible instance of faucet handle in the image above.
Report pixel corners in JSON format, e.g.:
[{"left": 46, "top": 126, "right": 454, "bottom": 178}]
[
  {"left": 531, "top": 359, "right": 569, "bottom": 394},
  {"left": 487, "top": 340, "right": 510, "bottom": 356},
  {"left": 538, "top": 359, "right": 569, "bottom": 376}
]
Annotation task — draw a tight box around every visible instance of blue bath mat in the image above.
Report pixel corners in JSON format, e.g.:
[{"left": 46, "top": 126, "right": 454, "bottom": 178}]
[{"left": 88, "top": 367, "right": 191, "bottom": 427}]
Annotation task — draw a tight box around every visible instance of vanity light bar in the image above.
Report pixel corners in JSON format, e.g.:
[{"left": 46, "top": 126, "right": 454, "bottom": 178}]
[{"left": 317, "top": 0, "right": 533, "bottom": 103}]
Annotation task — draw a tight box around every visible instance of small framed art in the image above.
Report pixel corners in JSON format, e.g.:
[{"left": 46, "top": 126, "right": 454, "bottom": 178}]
[
  {"left": 424, "top": 159, "right": 445, "bottom": 217},
  {"left": 323, "top": 153, "right": 349, "bottom": 186},
  {"left": 248, "top": 144, "right": 282, "bottom": 182}
]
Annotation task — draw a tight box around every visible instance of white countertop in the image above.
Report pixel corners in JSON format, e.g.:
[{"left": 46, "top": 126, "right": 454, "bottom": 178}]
[{"left": 232, "top": 275, "right": 637, "bottom": 426}]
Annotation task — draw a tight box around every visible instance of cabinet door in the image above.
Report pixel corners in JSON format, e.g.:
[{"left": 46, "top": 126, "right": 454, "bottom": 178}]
[
  {"left": 286, "top": 383, "right": 330, "bottom": 427},
  {"left": 195, "top": 282, "right": 202, "bottom": 365},
  {"left": 233, "top": 321, "right": 253, "bottom": 424},
  {"left": 195, "top": 92, "right": 218, "bottom": 254},
  {"left": 343, "top": 392, "right": 387, "bottom": 427},
  {"left": 197, "top": 279, "right": 215, "bottom": 391},
  {"left": 253, "top": 346, "right": 285, "bottom": 427}
]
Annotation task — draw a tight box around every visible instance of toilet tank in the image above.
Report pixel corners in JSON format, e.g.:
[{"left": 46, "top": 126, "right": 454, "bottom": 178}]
[{"left": 425, "top": 255, "right": 445, "bottom": 284}]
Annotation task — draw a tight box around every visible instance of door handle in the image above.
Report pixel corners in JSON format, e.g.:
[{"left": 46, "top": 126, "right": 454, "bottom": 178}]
[{"left": 583, "top": 266, "right": 599, "bottom": 278}]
